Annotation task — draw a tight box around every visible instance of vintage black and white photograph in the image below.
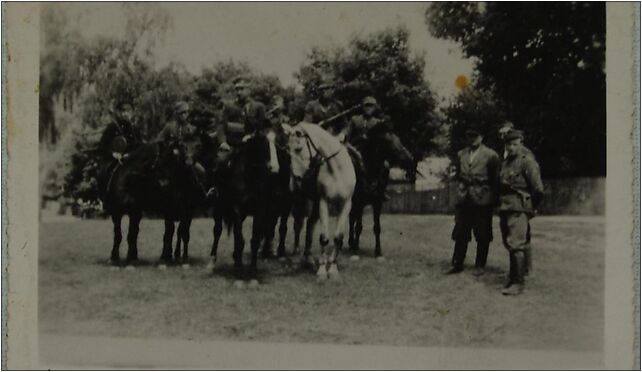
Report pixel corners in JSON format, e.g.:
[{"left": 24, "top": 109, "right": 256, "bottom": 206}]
[{"left": 3, "top": 1, "right": 636, "bottom": 369}]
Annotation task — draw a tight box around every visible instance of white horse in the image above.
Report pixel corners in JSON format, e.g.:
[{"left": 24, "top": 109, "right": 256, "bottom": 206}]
[{"left": 282, "top": 122, "right": 356, "bottom": 280}]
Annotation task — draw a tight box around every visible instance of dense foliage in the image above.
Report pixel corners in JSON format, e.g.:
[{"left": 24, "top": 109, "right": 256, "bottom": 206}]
[{"left": 427, "top": 2, "right": 606, "bottom": 177}]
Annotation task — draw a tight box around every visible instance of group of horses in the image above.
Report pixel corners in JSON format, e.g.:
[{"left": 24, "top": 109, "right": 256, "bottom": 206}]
[{"left": 99, "top": 120, "right": 415, "bottom": 284}]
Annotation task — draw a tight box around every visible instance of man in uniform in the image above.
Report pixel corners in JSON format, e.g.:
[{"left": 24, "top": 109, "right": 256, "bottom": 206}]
[
  {"left": 98, "top": 100, "right": 142, "bottom": 163},
  {"left": 215, "top": 77, "right": 268, "bottom": 156},
  {"left": 498, "top": 121, "right": 536, "bottom": 276},
  {"left": 97, "top": 100, "right": 143, "bottom": 198},
  {"left": 157, "top": 100, "right": 212, "bottom": 197},
  {"left": 498, "top": 129, "right": 544, "bottom": 295},
  {"left": 267, "top": 95, "right": 290, "bottom": 148},
  {"left": 304, "top": 82, "right": 345, "bottom": 135},
  {"left": 447, "top": 126, "right": 500, "bottom": 276},
  {"left": 345, "top": 96, "right": 391, "bottom": 199}
]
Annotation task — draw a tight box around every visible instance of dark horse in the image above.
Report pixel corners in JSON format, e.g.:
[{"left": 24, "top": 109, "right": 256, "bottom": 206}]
[
  {"left": 348, "top": 123, "right": 415, "bottom": 260},
  {"left": 98, "top": 136, "right": 208, "bottom": 267},
  {"left": 207, "top": 127, "right": 286, "bottom": 283}
]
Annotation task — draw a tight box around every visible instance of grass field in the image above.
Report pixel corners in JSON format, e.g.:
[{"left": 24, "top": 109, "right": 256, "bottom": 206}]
[{"left": 39, "top": 214, "right": 604, "bottom": 352}]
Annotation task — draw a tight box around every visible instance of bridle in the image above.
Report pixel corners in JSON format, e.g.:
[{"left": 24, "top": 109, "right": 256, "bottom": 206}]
[{"left": 291, "top": 128, "right": 342, "bottom": 185}]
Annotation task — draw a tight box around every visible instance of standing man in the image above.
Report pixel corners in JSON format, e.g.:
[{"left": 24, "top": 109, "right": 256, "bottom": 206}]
[
  {"left": 447, "top": 126, "right": 500, "bottom": 276},
  {"left": 498, "top": 129, "right": 544, "bottom": 295},
  {"left": 498, "top": 121, "right": 536, "bottom": 276}
]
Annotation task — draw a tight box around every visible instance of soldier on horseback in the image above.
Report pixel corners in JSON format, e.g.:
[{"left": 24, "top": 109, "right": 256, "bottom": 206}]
[
  {"left": 214, "top": 77, "right": 269, "bottom": 164},
  {"left": 304, "top": 81, "right": 346, "bottom": 136},
  {"left": 157, "top": 100, "right": 213, "bottom": 197},
  {"left": 346, "top": 96, "right": 392, "bottom": 200},
  {"left": 97, "top": 99, "right": 143, "bottom": 200},
  {"left": 98, "top": 100, "right": 143, "bottom": 164}
]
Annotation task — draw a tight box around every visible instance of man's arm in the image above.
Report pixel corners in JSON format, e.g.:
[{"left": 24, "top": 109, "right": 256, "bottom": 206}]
[
  {"left": 98, "top": 123, "right": 117, "bottom": 156},
  {"left": 523, "top": 157, "right": 544, "bottom": 209}
]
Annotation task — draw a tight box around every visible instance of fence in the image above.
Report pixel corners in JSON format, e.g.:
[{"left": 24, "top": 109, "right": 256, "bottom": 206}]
[{"left": 383, "top": 177, "right": 605, "bottom": 215}]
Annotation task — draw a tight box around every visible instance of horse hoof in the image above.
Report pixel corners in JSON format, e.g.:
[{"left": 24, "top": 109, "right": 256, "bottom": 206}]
[
  {"left": 110, "top": 266, "right": 120, "bottom": 271},
  {"left": 158, "top": 264, "right": 167, "bottom": 270},
  {"left": 349, "top": 255, "right": 360, "bottom": 261},
  {"left": 181, "top": 263, "right": 190, "bottom": 269},
  {"left": 124, "top": 265, "right": 135, "bottom": 271},
  {"left": 376, "top": 256, "right": 386, "bottom": 263},
  {"left": 328, "top": 264, "right": 340, "bottom": 281},
  {"left": 233, "top": 280, "right": 245, "bottom": 289},
  {"left": 248, "top": 279, "right": 259, "bottom": 288},
  {"left": 316, "top": 266, "right": 328, "bottom": 281}
]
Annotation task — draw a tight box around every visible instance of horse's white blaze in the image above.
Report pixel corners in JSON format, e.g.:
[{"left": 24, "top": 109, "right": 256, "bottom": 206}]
[{"left": 266, "top": 131, "right": 280, "bottom": 174}]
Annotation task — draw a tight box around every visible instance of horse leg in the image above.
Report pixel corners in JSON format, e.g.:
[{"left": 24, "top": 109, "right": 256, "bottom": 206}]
[
  {"left": 174, "top": 221, "right": 184, "bottom": 263},
  {"left": 209, "top": 212, "right": 223, "bottom": 269},
  {"left": 329, "top": 199, "right": 352, "bottom": 280},
  {"left": 303, "top": 201, "right": 319, "bottom": 268},
  {"left": 373, "top": 201, "right": 383, "bottom": 259},
  {"left": 292, "top": 201, "right": 305, "bottom": 256},
  {"left": 232, "top": 213, "right": 245, "bottom": 279},
  {"left": 316, "top": 199, "right": 330, "bottom": 280},
  {"left": 126, "top": 209, "right": 142, "bottom": 263},
  {"left": 261, "top": 212, "right": 277, "bottom": 260},
  {"left": 349, "top": 203, "right": 364, "bottom": 257},
  {"left": 160, "top": 219, "right": 174, "bottom": 265},
  {"left": 277, "top": 210, "right": 289, "bottom": 258},
  {"left": 249, "top": 212, "right": 263, "bottom": 283},
  {"left": 181, "top": 217, "right": 192, "bottom": 267},
  {"left": 110, "top": 214, "right": 123, "bottom": 264}
]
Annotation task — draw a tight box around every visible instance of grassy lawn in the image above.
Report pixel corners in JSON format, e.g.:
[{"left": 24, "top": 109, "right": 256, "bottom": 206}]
[{"left": 39, "top": 214, "right": 603, "bottom": 351}]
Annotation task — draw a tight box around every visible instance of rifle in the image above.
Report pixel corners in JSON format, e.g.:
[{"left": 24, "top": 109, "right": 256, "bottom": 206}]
[{"left": 318, "top": 103, "right": 362, "bottom": 129}]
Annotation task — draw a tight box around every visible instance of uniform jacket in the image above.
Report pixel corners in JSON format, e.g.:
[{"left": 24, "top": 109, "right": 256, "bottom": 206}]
[
  {"left": 502, "top": 144, "right": 535, "bottom": 160},
  {"left": 498, "top": 149, "right": 544, "bottom": 215},
  {"left": 156, "top": 120, "right": 198, "bottom": 143},
  {"left": 454, "top": 144, "right": 500, "bottom": 206},
  {"left": 304, "top": 99, "right": 345, "bottom": 134},
  {"left": 216, "top": 99, "right": 267, "bottom": 145},
  {"left": 346, "top": 114, "right": 382, "bottom": 144},
  {"left": 98, "top": 117, "right": 142, "bottom": 157}
]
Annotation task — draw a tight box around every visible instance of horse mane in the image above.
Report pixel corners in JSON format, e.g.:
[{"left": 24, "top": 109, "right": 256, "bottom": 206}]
[{"left": 296, "top": 122, "right": 344, "bottom": 158}]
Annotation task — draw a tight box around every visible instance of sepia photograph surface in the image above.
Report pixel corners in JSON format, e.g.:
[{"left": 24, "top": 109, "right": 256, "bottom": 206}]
[{"left": 3, "top": 2, "right": 638, "bottom": 369}]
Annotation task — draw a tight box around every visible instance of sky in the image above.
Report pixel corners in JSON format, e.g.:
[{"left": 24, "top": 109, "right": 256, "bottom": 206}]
[{"left": 59, "top": 2, "right": 473, "bottom": 100}]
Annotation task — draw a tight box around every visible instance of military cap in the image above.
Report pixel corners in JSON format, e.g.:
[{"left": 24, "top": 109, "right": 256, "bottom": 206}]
[
  {"left": 362, "top": 96, "right": 378, "bottom": 106},
  {"left": 318, "top": 82, "right": 334, "bottom": 90},
  {"left": 174, "top": 101, "right": 190, "bottom": 113},
  {"left": 503, "top": 129, "right": 524, "bottom": 142},
  {"left": 498, "top": 121, "right": 515, "bottom": 136},
  {"left": 114, "top": 99, "right": 132, "bottom": 111},
  {"left": 233, "top": 77, "right": 250, "bottom": 89},
  {"left": 464, "top": 127, "right": 481, "bottom": 136}
]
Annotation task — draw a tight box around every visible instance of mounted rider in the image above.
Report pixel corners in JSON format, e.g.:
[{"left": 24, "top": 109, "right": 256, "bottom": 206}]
[
  {"left": 214, "top": 77, "right": 269, "bottom": 164},
  {"left": 98, "top": 99, "right": 143, "bottom": 164},
  {"left": 346, "top": 96, "right": 392, "bottom": 199},
  {"left": 304, "top": 81, "right": 346, "bottom": 135},
  {"left": 157, "top": 100, "right": 213, "bottom": 197},
  {"left": 97, "top": 99, "right": 143, "bottom": 198}
]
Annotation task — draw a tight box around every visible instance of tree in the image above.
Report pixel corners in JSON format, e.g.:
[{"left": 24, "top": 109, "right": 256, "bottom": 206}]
[
  {"left": 295, "top": 27, "right": 441, "bottom": 159},
  {"left": 427, "top": 2, "right": 606, "bottom": 177}
]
